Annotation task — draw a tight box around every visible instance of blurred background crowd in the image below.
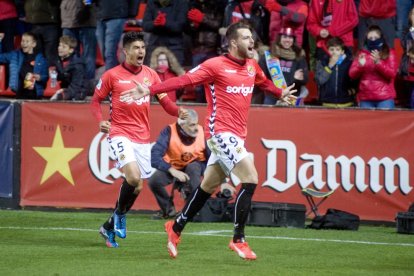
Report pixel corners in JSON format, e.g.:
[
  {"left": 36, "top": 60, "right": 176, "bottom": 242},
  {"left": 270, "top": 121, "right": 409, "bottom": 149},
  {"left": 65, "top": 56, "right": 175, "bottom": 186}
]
[{"left": 0, "top": 0, "right": 413, "bottom": 109}]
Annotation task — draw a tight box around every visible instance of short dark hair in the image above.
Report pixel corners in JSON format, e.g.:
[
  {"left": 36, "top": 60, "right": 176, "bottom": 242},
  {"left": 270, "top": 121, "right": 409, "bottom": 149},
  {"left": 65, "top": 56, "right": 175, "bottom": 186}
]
[
  {"left": 327, "top": 37, "right": 345, "bottom": 50},
  {"left": 22, "top": 32, "right": 37, "bottom": 43},
  {"left": 123, "top": 32, "right": 145, "bottom": 48},
  {"left": 225, "top": 20, "right": 253, "bottom": 42}
]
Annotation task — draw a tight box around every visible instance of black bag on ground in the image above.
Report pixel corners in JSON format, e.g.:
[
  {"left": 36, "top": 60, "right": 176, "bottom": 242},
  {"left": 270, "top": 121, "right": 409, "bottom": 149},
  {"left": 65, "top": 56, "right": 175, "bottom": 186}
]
[
  {"left": 309, "top": 209, "right": 360, "bottom": 230},
  {"left": 192, "top": 198, "right": 229, "bottom": 222}
]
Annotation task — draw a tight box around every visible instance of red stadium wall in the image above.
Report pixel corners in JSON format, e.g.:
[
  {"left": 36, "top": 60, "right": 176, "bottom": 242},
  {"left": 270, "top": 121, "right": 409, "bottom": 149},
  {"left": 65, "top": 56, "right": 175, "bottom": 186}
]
[{"left": 19, "top": 102, "right": 414, "bottom": 222}]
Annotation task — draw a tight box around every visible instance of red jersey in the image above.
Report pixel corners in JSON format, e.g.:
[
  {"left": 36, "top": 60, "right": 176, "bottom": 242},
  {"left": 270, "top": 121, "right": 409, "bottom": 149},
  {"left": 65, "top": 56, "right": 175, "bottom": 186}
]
[
  {"left": 185, "top": 55, "right": 269, "bottom": 139},
  {"left": 94, "top": 64, "right": 161, "bottom": 143}
]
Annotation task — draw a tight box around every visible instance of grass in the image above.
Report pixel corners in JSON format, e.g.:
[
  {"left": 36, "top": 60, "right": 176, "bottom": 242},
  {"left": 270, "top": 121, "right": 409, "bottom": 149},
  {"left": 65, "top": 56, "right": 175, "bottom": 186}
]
[{"left": 0, "top": 209, "right": 413, "bottom": 275}]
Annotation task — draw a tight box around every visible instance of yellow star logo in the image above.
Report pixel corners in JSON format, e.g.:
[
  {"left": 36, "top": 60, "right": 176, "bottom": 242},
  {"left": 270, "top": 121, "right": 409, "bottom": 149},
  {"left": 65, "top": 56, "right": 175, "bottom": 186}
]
[{"left": 33, "top": 125, "right": 83, "bottom": 185}]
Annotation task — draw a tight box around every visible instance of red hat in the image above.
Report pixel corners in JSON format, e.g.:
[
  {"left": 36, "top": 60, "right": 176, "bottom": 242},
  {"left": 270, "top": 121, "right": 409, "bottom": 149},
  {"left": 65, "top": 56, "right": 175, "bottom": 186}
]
[{"left": 279, "top": 27, "right": 295, "bottom": 37}]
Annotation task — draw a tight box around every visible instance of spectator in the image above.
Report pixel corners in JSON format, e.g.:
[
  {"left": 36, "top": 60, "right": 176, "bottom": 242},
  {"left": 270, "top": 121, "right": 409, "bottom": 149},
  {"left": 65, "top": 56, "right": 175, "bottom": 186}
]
[
  {"left": 398, "top": 6, "right": 414, "bottom": 109},
  {"left": 397, "top": 0, "right": 414, "bottom": 40},
  {"left": 149, "top": 109, "right": 209, "bottom": 219},
  {"left": 50, "top": 36, "right": 90, "bottom": 101},
  {"left": 220, "top": 0, "right": 270, "bottom": 52},
  {"left": 0, "top": 32, "right": 48, "bottom": 99},
  {"left": 187, "top": 0, "right": 226, "bottom": 103},
  {"left": 0, "top": 0, "right": 18, "bottom": 52},
  {"left": 95, "top": 0, "right": 140, "bottom": 70},
  {"left": 264, "top": 0, "right": 309, "bottom": 47},
  {"left": 60, "top": 0, "right": 97, "bottom": 84},
  {"left": 24, "top": 0, "right": 62, "bottom": 66},
  {"left": 401, "top": 6, "right": 414, "bottom": 56},
  {"left": 315, "top": 36, "right": 355, "bottom": 107},
  {"left": 259, "top": 27, "right": 309, "bottom": 105},
  {"left": 357, "top": 0, "right": 396, "bottom": 49},
  {"left": 142, "top": 0, "right": 189, "bottom": 66},
  {"left": 307, "top": 0, "right": 358, "bottom": 60},
  {"left": 399, "top": 47, "right": 414, "bottom": 109},
  {"left": 349, "top": 25, "right": 397, "bottom": 109},
  {"left": 149, "top": 46, "right": 185, "bottom": 102}
]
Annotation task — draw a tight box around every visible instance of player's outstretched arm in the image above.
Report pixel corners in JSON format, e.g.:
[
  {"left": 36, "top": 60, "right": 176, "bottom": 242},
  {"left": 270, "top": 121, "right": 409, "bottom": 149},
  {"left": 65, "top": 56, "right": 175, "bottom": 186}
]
[{"left": 120, "top": 81, "right": 149, "bottom": 103}]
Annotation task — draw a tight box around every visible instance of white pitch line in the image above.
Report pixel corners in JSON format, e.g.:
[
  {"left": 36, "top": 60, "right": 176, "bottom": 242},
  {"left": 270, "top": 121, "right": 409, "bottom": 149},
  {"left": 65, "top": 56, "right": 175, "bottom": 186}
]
[{"left": 1, "top": 226, "right": 413, "bottom": 247}]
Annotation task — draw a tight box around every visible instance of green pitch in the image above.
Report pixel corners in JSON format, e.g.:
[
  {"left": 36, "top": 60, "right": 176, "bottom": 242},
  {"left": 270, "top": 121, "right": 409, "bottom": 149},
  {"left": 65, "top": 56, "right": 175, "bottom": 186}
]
[{"left": 0, "top": 210, "right": 413, "bottom": 275}]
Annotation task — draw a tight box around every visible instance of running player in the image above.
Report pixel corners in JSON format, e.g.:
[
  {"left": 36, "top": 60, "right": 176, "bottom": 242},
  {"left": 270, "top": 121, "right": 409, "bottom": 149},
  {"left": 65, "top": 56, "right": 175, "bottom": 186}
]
[
  {"left": 90, "top": 31, "right": 187, "bottom": 248},
  {"left": 121, "top": 22, "right": 296, "bottom": 260}
]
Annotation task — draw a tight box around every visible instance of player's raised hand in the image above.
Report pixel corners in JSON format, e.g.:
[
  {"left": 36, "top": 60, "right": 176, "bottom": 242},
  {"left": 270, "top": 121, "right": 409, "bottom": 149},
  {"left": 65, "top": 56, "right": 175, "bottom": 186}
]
[
  {"left": 178, "top": 107, "right": 189, "bottom": 120},
  {"left": 99, "top": 120, "right": 111, "bottom": 133},
  {"left": 120, "top": 80, "right": 150, "bottom": 103},
  {"left": 280, "top": 83, "right": 297, "bottom": 105},
  {"left": 281, "top": 83, "right": 296, "bottom": 98}
]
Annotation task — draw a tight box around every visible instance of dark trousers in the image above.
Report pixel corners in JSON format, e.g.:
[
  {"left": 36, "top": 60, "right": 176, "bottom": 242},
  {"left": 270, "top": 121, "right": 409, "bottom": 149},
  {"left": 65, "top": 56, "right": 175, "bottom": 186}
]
[
  {"left": 30, "top": 24, "right": 61, "bottom": 66},
  {"left": 148, "top": 162, "right": 203, "bottom": 216}
]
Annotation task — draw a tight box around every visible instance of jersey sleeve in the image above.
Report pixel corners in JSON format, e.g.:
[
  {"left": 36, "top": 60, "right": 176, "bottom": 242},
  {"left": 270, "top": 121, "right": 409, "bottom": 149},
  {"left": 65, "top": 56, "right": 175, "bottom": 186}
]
[
  {"left": 254, "top": 61, "right": 268, "bottom": 86},
  {"left": 149, "top": 60, "right": 215, "bottom": 95},
  {"left": 185, "top": 59, "right": 216, "bottom": 85},
  {"left": 94, "top": 71, "right": 113, "bottom": 99}
]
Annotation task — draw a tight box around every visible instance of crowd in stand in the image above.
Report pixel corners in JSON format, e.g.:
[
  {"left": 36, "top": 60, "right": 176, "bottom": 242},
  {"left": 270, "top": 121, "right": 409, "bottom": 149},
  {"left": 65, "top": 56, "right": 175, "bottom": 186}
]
[{"left": 0, "top": 0, "right": 413, "bottom": 109}]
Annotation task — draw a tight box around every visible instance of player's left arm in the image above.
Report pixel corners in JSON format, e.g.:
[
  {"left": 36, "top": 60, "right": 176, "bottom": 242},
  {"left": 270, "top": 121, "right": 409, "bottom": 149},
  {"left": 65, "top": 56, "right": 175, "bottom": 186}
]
[{"left": 254, "top": 62, "right": 297, "bottom": 99}]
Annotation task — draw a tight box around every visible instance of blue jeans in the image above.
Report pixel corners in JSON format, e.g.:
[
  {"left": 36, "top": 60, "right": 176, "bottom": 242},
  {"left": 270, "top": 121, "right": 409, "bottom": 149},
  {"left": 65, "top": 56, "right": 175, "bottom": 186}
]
[
  {"left": 359, "top": 99, "right": 395, "bottom": 109},
  {"left": 396, "top": 0, "right": 414, "bottom": 39},
  {"left": 96, "top": 18, "right": 126, "bottom": 70},
  {"left": 63, "top": 27, "right": 97, "bottom": 80}
]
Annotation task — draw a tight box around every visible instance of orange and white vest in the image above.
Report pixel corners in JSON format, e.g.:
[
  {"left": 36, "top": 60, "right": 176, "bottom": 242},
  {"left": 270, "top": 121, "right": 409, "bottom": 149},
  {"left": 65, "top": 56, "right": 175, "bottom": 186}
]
[{"left": 163, "top": 123, "right": 206, "bottom": 170}]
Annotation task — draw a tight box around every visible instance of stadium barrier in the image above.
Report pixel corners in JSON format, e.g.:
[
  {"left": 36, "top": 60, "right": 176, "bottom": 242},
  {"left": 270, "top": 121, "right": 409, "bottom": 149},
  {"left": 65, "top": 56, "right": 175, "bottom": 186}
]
[{"left": 0, "top": 100, "right": 413, "bottom": 222}]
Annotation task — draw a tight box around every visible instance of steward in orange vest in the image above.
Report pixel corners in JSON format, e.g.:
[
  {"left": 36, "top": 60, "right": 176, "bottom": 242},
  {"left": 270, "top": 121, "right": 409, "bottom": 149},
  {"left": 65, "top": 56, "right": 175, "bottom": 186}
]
[{"left": 149, "top": 112, "right": 210, "bottom": 219}]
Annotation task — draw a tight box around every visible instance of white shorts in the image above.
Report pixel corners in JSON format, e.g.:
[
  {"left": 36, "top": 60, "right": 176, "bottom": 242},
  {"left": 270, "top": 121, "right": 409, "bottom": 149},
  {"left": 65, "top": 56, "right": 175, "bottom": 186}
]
[
  {"left": 107, "top": 136, "right": 153, "bottom": 179},
  {"left": 207, "top": 132, "right": 249, "bottom": 175}
]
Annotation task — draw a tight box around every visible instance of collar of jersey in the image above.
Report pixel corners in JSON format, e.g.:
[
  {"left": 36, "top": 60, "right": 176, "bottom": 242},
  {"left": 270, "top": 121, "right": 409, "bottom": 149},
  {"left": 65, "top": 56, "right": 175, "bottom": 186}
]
[
  {"left": 122, "top": 62, "right": 143, "bottom": 74},
  {"left": 224, "top": 53, "right": 246, "bottom": 66}
]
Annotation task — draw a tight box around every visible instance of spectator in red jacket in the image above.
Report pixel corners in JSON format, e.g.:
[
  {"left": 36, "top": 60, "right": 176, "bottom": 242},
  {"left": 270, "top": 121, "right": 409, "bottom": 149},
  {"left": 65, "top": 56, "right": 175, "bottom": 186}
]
[
  {"left": 357, "top": 0, "right": 396, "bottom": 49},
  {"left": 349, "top": 25, "right": 397, "bottom": 109},
  {"left": 264, "top": 0, "right": 309, "bottom": 47},
  {"left": 307, "top": 0, "right": 358, "bottom": 60}
]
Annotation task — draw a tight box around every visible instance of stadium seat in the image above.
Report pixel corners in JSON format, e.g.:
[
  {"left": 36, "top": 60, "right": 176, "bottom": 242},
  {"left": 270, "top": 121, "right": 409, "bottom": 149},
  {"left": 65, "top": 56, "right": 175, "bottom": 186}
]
[
  {"left": 0, "top": 65, "right": 15, "bottom": 97},
  {"left": 302, "top": 188, "right": 334, "bottom": 217}
]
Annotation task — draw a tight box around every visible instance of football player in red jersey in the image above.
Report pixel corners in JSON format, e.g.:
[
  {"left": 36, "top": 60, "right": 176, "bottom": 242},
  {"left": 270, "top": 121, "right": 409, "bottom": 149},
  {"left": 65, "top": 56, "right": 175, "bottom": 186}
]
[
  {"left": 121, "top": 22, "right": 296, "bottom": 260},
  {"left": 91, "top": 32, "right": 187, "bottom": 248}
]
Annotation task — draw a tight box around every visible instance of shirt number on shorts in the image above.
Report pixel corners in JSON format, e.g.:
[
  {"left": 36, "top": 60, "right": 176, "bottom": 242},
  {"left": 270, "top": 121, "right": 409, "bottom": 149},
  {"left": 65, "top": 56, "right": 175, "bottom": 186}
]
[
  {"left": 111, "top": 141, "right": 125, "bottom": 154},
  {"left": 229, "top": 136, "right": 238, "bottom": 147}
]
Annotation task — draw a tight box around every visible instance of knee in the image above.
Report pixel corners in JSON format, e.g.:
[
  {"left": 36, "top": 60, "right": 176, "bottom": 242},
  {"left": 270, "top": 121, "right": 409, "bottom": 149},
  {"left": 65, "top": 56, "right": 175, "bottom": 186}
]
[
  {"left": 125, "top": 174, "right": 141, "bottom": 188},
  {"left": 241, "top": 171, "right": 258, "bottom": 185},
  {"left": 185, "top": 162, "right": 202, "bottom": 174}
]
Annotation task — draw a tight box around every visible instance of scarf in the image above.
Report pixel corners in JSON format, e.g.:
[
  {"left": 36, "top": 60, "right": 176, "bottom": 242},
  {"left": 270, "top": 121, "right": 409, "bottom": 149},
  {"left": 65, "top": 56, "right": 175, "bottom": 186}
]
[{"left": 272, "top": 45, "right": 297, "bottom": 60}]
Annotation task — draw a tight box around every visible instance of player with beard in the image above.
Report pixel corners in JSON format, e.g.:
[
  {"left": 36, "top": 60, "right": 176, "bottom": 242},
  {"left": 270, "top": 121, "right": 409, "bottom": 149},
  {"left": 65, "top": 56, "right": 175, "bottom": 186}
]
[
  {"left": 120, "top": 22, "right": 296, "bottom": 260},
  {"left": 90, "top": 31, "right": 187, "bottom": 248}
]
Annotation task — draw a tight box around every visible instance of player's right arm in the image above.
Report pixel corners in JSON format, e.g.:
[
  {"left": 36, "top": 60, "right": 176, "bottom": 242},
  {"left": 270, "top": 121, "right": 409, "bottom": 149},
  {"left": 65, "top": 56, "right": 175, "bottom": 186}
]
[
  {"left": 121, "top": 62, "right": 215, "bottom": 101},
  {"left": 90, "top": 73, "right": 112, "bottom": 133}
]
